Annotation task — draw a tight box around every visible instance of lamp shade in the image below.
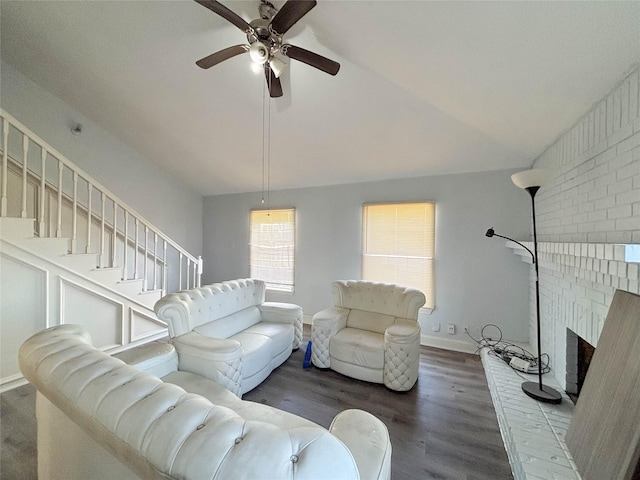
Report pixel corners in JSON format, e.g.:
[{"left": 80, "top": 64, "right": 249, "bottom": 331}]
[{"left": 511, "top": 168, "right": 554, "bottom": 190}]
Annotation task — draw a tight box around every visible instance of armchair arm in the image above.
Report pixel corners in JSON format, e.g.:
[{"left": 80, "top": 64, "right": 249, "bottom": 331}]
[
  {"left": 329, "top": 409, "right": 392, "bottom": 480},
  {"left": 171, "top": 332, "right": 243, "bottom": 397},
  {"left": 383, "top": 319, "right": 421, "bottom": 391},
  {"left": 311, "top": 307, "right": 349, "bottom": 369}
]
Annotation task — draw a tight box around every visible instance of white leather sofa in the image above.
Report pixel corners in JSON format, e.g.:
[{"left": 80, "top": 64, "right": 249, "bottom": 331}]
[
  {"left": 154, "top": 279, "right": 303, "bottom": 396},
  {"left": 19, "top": 324, "right": 392, "bottom": 480},
  {"left": 312, "top": 280, "right": 426, "bottom": 391}
]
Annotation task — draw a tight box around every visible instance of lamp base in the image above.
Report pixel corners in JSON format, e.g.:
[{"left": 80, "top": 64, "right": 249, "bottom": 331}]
[{"left": 521, "top": 381, "right": 562, "bottom": 404}]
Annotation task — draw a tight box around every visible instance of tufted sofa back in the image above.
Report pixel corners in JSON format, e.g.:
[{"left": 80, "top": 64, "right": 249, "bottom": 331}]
[
  {"left": 19, "top": 324, "right": 360, "bottom": 480},
  {"left": 154, "top": 279, "right": 266, "bottom": 337},
  {"left": 331, "top": 281, "right": 426, "bottom": 334}
]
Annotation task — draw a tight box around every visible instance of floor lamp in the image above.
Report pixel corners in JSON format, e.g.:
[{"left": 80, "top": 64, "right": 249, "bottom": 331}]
[{"left": 487, "top": 168, "right": 562, "bottom": 404}]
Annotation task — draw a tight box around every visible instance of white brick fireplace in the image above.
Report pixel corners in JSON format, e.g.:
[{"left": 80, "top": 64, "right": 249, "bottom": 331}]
[
  {"left": 532, "top": 65, "right": 640, "bottom": 389},
  {"left": 483, "top": 66, "right": 639, "bottom": 479}
]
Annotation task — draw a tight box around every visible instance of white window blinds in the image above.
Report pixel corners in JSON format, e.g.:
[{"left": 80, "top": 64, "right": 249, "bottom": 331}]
[
  {"left": 249, "top": 208, "right": 295, "bottom": 293},
  {"left": 362, "top": 202, "right": 435, "bottom": 308}
]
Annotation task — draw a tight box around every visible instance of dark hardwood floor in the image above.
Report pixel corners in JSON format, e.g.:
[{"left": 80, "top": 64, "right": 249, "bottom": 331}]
[{"left": 0, "top": 327, "right": 512, "bottom": 480}]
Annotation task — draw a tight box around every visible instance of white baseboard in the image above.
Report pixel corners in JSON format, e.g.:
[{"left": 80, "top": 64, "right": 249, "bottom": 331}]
[{"left": 420, "top": 334, "right": 478, "bottom": 354}]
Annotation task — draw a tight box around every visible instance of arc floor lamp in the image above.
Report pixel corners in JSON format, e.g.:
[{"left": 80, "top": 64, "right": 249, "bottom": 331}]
[{"left": 487, "top": 168, "right": 562, "bottom": 404}]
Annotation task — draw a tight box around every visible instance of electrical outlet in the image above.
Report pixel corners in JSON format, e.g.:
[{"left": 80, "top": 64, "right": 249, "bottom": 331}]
[
  {"left": 464, "top": 325, "right": 470, "bottom": 333},
  {"left": 432, "top": 322, "right": 440, "bottom": 332},
  {"left": 447, "top": 324, "right": 455, "bottom": 335}
]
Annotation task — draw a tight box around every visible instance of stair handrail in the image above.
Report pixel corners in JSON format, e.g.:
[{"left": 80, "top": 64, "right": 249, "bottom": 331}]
[{"left": 0, "top": 108, "right": 202, "bottom": 291}]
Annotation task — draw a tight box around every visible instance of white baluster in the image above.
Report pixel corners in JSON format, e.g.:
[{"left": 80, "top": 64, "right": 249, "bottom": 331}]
[
  {"left": 21, "top": 134, "right": 29, "bottom": 218},
  {"left": 39, "top": 147, "right": 47, "bottom": 236},
  {"left": 192, "top": 259, "right": 197, "bottom": 289},
  {"left": 143, "top": 225, "right": 148, "bottom": 291},
  {"left": 197, "top": 256, "right": 203, "bottom": 287},
  {"left": 56, "top": 159, "right": 63, "bottom": 237},
  {"left": 123, "top": 210, "right": 129, "bottom": 280},
  {"left": 86, "top": 184, "right": 93, "bottom": 253},
  {"left": 111, "top": 202, "right": 117, "bottom": 268},
  {"left": 99, "top": 191, "right": 105, "bottom": 267},
  {"left": 134, "top": 218, "right": 139, "bottom": 279},
  {"left": 162, "top": 241, "right": 167, "bottom": 294},
  {"left": 71, "top": 172, "right": 78, "bottom": 253},
  {"left": 152, "top": 232, "right": 158, "bottom": 290},
  {"left": 1, "top": 118, "right": 8, "bottom": 216},
  {"left": 178, "top": 252, "right": 183, "bottom": 290}
]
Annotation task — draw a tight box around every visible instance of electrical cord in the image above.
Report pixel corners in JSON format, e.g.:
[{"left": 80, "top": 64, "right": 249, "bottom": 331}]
[{"left": 465, "top": 324, "right": 551, "bottom": 376}]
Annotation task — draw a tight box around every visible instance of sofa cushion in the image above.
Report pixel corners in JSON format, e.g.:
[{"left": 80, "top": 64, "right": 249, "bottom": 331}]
[
  {"left": 194, "top": 306, "right": 262, "bottom": 339},
  {"left": 231, "top": 332, "right": 273, "bottom": 378},
  {"left": 331, "top": 328, "right": 385, "bottom": 370},
  {"left": 244, "top": 322, "right": 294, "bottom": 356},
  {"left": 346, "top": 309, "right": 395, "bottom": 334}
]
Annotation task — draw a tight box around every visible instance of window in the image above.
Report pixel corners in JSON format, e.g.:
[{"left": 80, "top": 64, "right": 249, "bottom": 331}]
[
  {"left": 362, "top": 202, "right": 435, "bottom": 309},
  {"left": 249, "top": 208, "right": 295, "bottom": 293}
]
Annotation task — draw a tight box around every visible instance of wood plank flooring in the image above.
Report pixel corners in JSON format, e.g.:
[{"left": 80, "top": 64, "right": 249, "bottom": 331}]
[{"left": 0, "top": 328, "right": 512, "bottom": 480}]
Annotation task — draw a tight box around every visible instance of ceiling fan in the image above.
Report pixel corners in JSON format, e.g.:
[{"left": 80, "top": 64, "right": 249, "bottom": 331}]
[{"left": 194, "top": 0, "right": 340, "bottom": 97}]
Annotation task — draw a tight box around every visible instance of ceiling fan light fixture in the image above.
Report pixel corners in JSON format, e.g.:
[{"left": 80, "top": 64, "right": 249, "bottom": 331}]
[
  {"left": 249, "top": 41, "right": 269, "bottom": 64},
  {"left": 269, "top": 56, "right": 286, "bottom": 78}
]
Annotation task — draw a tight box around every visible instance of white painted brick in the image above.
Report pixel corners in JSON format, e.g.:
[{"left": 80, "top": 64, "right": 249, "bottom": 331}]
[
  {"left": 621, "top": 77, "right": 630, "bottom": 127},
  {"left": 606, "top": 230, "right": 633, "bottom": 243},
  {"left": 589, "top": 210, "right": 607, "bottom": 223},
  {"left": 586, "top": 185, "right": 607, "bottom": 201},
  {"left": 616, "top": 188, "right": 639, "bottom": 207},
  {"left": 608, "top": 204, "right": 632, "bottom": 219},
  {"left": 629, "top": 263, "right": 639, "bottom": 280},
  {"left": 616, "top": 215, "right": 640, "bottom": 230},
  {"left": 608, "top": 122, "right": 634, "bottom": 148},
  {"left": 630, "top": 71, "right": 639, "bottom": 121},
  {"left": 614, "top": 244, "right": 627, "bottom": 261},
  {"left": 619, "top": 277, "right": 629, "bottom": 291},
  {"left": 617, "top": 262, "right": 628, "bottom": 278},
  {"left": 614, "top": 88, "right": 622, "bottom": 132},
  {"left": 608, "top": 149, "right": 634, "bottom": 172},
  {"left": 607, "top": 93, "right": 615, "bottom": 137},
  {"left": 604, "top": 244, "right": 614, "bottom": 260},
  {"left": 617, "top": 132, "right": 640, "bottom": 154}
]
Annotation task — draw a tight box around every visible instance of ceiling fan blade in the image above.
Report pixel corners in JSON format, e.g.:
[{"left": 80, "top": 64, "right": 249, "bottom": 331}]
[
  {"left": 269, "top": 0, "right": 317, "bottom": 36},
  {"left": 196, "top": 44, "right": 249, "bottom": 69},
  {"left": 282, "top": 45, "right": 340, "bottom": 76},
  {"left": 194, "top": 0, "right": 252, "bottom": 33},
  {"left": 265, "top": 65, "right": 283, "bottom": 98}
]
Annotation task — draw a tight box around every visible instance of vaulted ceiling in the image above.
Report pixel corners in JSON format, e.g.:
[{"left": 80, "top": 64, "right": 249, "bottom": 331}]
[{"left": 2, "top": 1, "right": 639, "bottom": 195}]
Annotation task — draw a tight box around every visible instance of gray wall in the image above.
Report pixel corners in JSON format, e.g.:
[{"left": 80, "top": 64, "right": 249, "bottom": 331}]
[
  {"left": 0, "top": 60, "right": 203, "bottom": 255},
  {"left": 203, "top": 169, "right": 532, "bottom": 344}
]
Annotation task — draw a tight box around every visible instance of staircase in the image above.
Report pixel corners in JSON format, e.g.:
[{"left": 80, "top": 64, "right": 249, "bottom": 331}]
[{"left": 0, "top": 109, "right": 202, "bottom": 391}]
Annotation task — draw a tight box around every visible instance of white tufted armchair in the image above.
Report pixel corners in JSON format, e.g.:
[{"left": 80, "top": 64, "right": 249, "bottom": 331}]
[{"left": 311, "top": 280, "right": 426, "bottom": 391}]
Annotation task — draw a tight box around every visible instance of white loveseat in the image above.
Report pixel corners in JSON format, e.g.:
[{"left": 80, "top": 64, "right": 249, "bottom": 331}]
[
  {"left": 154, "top": 279, "right": 303, "bottom": 396},
  {"left": 312, "top": 281, "right": 426, "bottom": 391},
  {"left": 19, "top": 324, "right": 392, "bottom": 480}
]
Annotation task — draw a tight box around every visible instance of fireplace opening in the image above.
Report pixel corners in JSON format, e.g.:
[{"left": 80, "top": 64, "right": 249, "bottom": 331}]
[{"left": 566, "top": 328, "right": 595, "bottom": 404}]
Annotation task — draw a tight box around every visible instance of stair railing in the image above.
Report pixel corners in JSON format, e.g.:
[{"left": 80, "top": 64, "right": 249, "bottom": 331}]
[{"left": 0, "top": 109, "right": 202, "bottom": 295}]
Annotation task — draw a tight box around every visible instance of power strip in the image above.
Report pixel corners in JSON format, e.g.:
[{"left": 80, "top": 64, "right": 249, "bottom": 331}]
[{"left": 509, "top": 356, "right": 531, "bottom": 373}]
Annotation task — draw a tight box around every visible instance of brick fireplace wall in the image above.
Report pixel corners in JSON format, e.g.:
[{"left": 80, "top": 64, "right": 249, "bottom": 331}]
[{"left": 528, "top": 65, "right": 640, "bottom": 389}]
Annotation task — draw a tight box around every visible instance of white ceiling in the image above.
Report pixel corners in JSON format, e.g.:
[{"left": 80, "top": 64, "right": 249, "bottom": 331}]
[{"left": 2, "top": 1, "right": 639, "bottom": 196}]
